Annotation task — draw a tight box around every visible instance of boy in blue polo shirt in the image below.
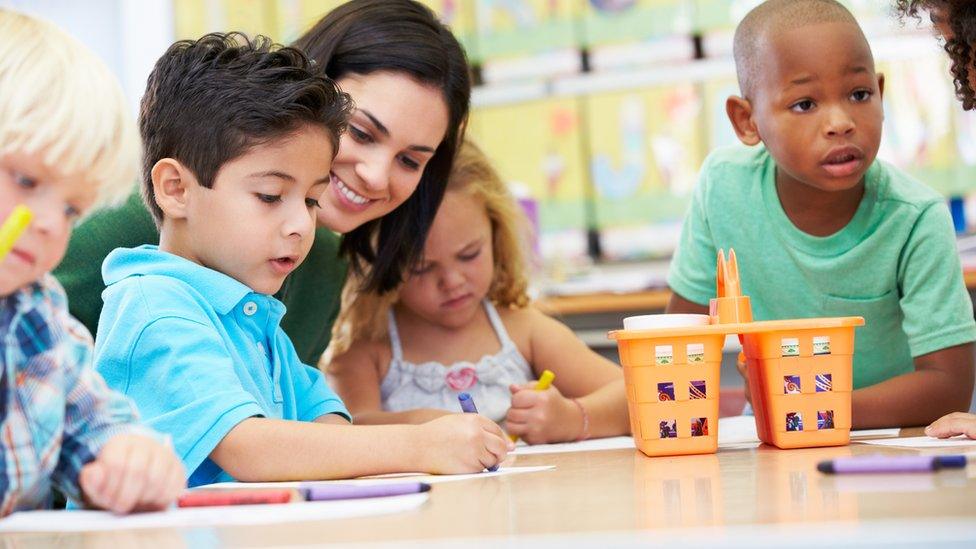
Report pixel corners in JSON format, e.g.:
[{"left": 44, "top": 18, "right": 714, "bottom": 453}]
[
  {"left": 95, "top": 33, "right": 510, "bottom": 486},
  {"left": 666, "top": 0, "right": 976, "bottom": 428}
]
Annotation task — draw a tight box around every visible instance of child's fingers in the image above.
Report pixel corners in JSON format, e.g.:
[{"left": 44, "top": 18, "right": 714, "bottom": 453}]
[
  {"left": 504, "top": 418, "right": 527, "bottom": 438},
  {"left": 93, "top": 442, "right": 132, "bottom": 511},
  {"left": 477, "top": 415, "right": 507, "bottom": 439},
  {"left": 925, "top": 412, "right": 976, "bottom": 439},
  {"left": 137, "top": 449, "right": 178, "bottom": 510},
  {"left": 482, "top": 429, "right": 510, "bottom": 468},
  {"left": 505, "top": 407, "right": 532, "bottom": 425},
  {"left": 160, "top": 459, "right": 188, "bottom": 507},
  {"left": 509, "top": 388, "right": 541, "bottom": 409},
  {"left": 78, "top": 462, "right": 108, "bottom": 508},
  {"left": 108, "top": 444, "right": 154, "bottom": 514},
  {"left": 157, "top": 453, "right": 187, "bottom": 507}
]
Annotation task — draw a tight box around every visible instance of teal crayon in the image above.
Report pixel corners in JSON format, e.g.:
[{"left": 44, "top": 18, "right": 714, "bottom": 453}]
[{"left": 457, "top": 392, "right": 499, "bottom": 472}]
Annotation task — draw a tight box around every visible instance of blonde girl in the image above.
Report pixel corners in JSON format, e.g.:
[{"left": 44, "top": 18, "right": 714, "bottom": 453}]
[{"left": 326, "top": 141, "right": 629, "bottom": 444}]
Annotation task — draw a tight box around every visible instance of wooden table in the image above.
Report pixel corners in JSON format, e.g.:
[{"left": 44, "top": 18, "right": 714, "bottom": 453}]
[{"left": 8, "top": 429, "right": 976, "bottom": 547}]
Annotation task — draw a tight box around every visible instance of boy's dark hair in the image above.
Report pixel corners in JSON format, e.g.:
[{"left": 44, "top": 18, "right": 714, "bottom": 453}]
[
  {"left": 139, "top": 32, "right": 352, "bottom": 225},
  {"left": 895, "top": 0, "right": 976, "bottom": 110},
  {"left": 294, "top": 0, "right": 471, "bottom": 294}
]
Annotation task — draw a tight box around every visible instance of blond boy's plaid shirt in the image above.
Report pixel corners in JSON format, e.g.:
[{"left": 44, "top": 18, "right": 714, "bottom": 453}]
[{"left": 0, "top": 274, "right": 140, "bottom": 516}]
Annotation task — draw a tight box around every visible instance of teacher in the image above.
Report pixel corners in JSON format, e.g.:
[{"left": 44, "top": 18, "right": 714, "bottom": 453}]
[{"left": 55, "top": 0, "right": 471, "bottom": 365}]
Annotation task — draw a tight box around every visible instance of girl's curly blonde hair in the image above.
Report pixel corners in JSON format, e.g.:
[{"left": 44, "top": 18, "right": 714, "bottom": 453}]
[{"left": 324, "top": 139, "right": 531, "bottom": 361}]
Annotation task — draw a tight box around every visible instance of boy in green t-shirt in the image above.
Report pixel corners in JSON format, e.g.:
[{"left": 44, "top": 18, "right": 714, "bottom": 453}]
[{"left": 667, "top": 0, "right": 976, "bottom": 428}]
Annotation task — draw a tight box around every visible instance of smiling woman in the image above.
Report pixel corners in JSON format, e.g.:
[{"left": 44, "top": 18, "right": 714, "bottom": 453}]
[{"left": 54, "top": 0, "right": 471, "bottom": 366}]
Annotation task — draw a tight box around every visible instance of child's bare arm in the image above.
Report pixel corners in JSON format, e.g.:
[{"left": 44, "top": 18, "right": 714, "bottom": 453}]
[
  {"left": 505, "top": 308, "right": 629, "bottom": 443},
  {"left": 326, "top": 344, "right": 452, "bottom": 425},
  {"left": 852, "top": 342, "right": 974, "bottom": 428},
  {"left": 210, "top": 414, "right": 510, "bottom": 480},
  {"left": 666, "top": 292, "right": 709, "bottom": 314}
]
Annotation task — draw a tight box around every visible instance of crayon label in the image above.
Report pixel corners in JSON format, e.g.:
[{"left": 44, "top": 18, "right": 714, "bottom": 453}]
[
  {"left": 817, "top": 410, "right": 834, "bottom": 430},
  {"left": 783, "top": 375, "right": 801, "bottom": 394},
  {"left": 686, "top": 343, "right": 705, "bottom": 363},
  {"left": 815, "top": 373, "right": 832, "bottom": 392},
  {"left": 659, "top": 419, "right": 677, "bottom": 438},
  {"left": 781, "top": 338, "right": 800, "bottom": 357},
  {"left": 655, "top": 345, "right": 673, "bottom": 365},
  {"left": 689, "top": 380, "right": 707, "bottom": 400},
  {"left": 657, "top": 382, "right": 675, "bottom": 401},
  {"left": 813, "top": 336, "right": 831, "bottom": 355},
  {"left": 786, "top": 412, "right": 803, "bottom": 432}
]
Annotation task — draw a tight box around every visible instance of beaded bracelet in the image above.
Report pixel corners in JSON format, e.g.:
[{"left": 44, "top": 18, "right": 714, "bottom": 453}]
[{"left": 571, "top": 398, "right": 590, "bottom": 442}]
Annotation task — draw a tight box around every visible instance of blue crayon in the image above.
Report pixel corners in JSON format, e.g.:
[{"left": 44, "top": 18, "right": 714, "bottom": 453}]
[{"left": 457, "top": 392, "right": 499, "bottom": 472}]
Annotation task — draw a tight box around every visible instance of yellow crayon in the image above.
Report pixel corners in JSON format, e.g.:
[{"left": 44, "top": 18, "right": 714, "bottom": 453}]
[
  {"left": 0, "top": 205, "right": 32, "bottom": 262},
  {"left": 510, "top": 369, "right": 556, "bottom": 442}
]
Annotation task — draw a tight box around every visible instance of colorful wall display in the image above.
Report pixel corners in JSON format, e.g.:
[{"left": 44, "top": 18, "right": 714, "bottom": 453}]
[
  {"left": 467, "top": 97, "right": 590, "bottom": 260},
  {"left": 172, "top": 0, "right": 973, "bottom": 262}
]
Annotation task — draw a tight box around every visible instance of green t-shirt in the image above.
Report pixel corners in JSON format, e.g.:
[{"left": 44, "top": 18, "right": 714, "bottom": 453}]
[
  {"left": 667, "top": 145, "right": 976, "bottom": 389},
  {"left": 53, "top": 192, "right": 347, "bottom": 366}
]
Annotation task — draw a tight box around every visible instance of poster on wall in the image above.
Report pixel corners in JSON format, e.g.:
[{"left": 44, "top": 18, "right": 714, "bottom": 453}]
[
  {"left": 877, "top": 56, "right": 958, "bottom": 194},
  {"left": 473, "top": 0, "right": 579, "bottom": 62},
  {"left": 584, "top": 83, "right": 705, "bottom": 259},
  {"left": 581, "top": 0, "right": 693, "bottom": 47},
  {"left": 468, "top": 97, "right": 590, "bottom": 262}
]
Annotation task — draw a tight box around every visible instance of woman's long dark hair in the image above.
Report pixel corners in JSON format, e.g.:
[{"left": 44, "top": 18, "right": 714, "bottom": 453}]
[
  {"left": 294, "top": 0, "right": 471, "bottom": 293},
  {"left": 895, "top": 0, "right": 976, "bottom": 110}
]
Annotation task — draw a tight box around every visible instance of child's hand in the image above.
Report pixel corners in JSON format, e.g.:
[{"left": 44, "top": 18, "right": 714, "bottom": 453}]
[
  {"left": 79, "top": 433, "right": 185, "bottom": 514},
  {"left": 416, "top": 414, "right": 512, "bottom": 474},
  {"left": 736, "top": 352, "right": 753, "bottom": 407},
  {"left": 505, "top": 383, "right": 581, "bottom": 444},
  {"left": 925, "top": 412, "right": 976, "bottom": 440}
]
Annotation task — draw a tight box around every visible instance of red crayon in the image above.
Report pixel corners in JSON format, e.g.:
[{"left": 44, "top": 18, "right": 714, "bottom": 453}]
[{"left": 178, "top": 489, "right": 296, "bottom": 508}]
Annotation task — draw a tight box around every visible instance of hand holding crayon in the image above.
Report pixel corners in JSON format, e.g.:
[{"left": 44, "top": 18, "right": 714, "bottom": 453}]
[
  {"left": 505, "top": 371, "right": 585, "bottom": 445},
  {"left": 413, "top": 410, "right": 510, "bottom": 474},
  {"left": 508, "top": 370, "right": 556, "bottom": 443}
]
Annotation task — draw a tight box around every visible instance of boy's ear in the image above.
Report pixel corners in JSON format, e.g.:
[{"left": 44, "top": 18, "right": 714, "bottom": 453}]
[
  {"left": 151, "top": 158, "right": 194, "bottom": 220},
  {"left": 726, "top": 95, "right": 761, "bottom": 146},
  {"left": 877, "top": 72, "right": 885, "bottom": 100}
]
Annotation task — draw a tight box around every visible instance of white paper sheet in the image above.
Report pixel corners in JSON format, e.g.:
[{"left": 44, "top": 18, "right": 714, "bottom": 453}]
[
  {"left": 850, "top": 428, "right": 901, "bottom": 439},
  {"left": 717, "top": 415, "right": 759, "bottom": 444},
  {"left": 854, "top": 435, "right": 976, "bottom": 448},
  {"left": 513, "top": 436, "right": 636, "bottom": 455},
  {"left": 0, "top": 493, "right": 428, "bottom": 533},
  {"left": 197, "top": 465, "right": 555, "bottom": 490}
]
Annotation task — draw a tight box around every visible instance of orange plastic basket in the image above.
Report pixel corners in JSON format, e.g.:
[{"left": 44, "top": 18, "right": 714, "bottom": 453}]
[
  {"left": 609, "top": 249, "right": 863, "bottom": 457},
  {"left": 741, "top": 322, "right": 858, "bottom": 448},
  {"left": 614, "top": 330, "right": 725, "bottom": 456}
]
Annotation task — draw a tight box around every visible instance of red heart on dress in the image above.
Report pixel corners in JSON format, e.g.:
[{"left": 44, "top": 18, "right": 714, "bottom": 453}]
[{"left": 445, "top": 367, "right": 478, "bottom": 391}]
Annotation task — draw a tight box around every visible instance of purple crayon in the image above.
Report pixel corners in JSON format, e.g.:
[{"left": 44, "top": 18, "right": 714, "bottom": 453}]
[
  {"left": 301, "top": 482, "right": 431, "bottom": 501},
  {"left": 457, "top": 392, "right": 499, "bottom": 472},
  {"left": 817, "top": 454, "right": 967, "bottom": 474}
]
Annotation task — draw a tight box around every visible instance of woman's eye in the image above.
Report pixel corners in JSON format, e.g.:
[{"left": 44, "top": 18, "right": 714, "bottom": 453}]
[
  {"left": 400, "top": 155, "right": 420, "bottom": 170},
  {"left": 349, "top": 126, "right": 373, "bottom": 144},
  {"left": 257, "top": 193, "right": 281, "bottom": 204},
  {"left": 305, "top": 197, "right": 321, "bottom": 208}
]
